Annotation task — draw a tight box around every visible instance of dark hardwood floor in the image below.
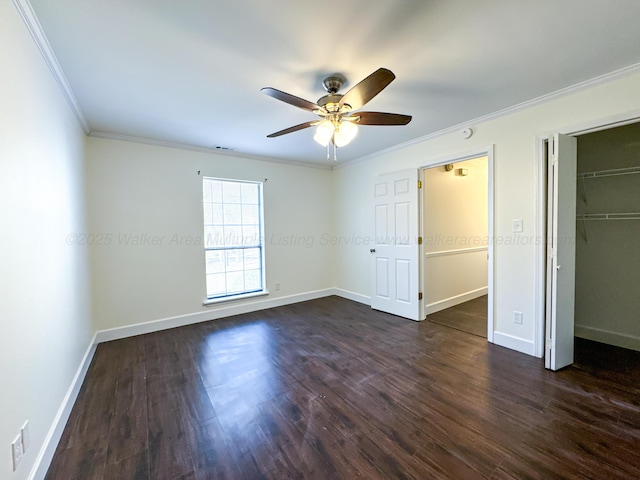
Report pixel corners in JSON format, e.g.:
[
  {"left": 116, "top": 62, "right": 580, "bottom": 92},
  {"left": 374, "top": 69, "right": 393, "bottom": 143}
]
[
  {"left": 428, "top": 295, "right": 488, "bottom": 338},
  {"left": 45, "top": 296, "right": 640, "bottom": 480}
]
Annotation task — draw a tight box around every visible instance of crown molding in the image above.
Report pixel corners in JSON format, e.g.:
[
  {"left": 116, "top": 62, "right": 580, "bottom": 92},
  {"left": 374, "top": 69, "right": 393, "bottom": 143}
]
[
  {"left": 13, "top": 0, "right": 90, "bottom": 134},
  {"left": 14, "top": 0, "right": 640, "bottom": 170},
  {"left": 336, "top": 61, "right": 640, "bottom": 169},
  {"left": 88, "top": 131, "right": 334, "bottom": 170}
]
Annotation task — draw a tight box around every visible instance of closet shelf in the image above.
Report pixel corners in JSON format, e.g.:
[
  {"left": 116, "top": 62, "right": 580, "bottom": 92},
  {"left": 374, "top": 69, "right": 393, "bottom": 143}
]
[
  {"left": 577, "top": 213, "right": 640, "bottom": 221},
  {"left": 577, "top": 166, "right": 640, "bottom": 179}
]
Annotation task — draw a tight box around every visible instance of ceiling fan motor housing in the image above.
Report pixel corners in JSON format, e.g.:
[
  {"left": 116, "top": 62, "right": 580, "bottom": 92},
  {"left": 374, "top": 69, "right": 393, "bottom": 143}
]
[
  {"left": 317, "top": 93, "right": 347, "bottom": 112},
  {"left": 322, "top": 75, "right": 345, "bottom": 94}
]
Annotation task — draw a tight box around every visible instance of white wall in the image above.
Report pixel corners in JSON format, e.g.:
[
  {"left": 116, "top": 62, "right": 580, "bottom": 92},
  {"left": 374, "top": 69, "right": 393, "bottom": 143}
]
[
  {"left": 334, "top": 70, "right": 640, "bottom": 356},
  {"left": 424, "top": 157, "right": 488, "bottom": 313},
  {"left": 0, "top": 2, "right": 92, "bottom": 478},
  {"left": 86, "top": 137, "right": 335, "bottom": 332},
  {"left": 575, "top": 123, "right": 640, "bottom": 350}
]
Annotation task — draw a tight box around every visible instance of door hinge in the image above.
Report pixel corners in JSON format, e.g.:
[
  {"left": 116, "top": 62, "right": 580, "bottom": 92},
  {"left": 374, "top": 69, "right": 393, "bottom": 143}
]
[
  {"left": 417, "top": 180, "right": 422, "bottom": 189},
  {"left": 418, "top": 292, "right": 423, "bottom": 300},
  {"left": 418, "top": 236, "right": 423, "bottom": 245}
]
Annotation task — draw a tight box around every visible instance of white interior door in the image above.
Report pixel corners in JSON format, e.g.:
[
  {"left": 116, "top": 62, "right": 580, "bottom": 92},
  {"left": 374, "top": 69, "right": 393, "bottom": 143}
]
[
  {"left": 545, "top": 133, "right": 577, "bottom": 370},
  {"left": 371, "top": 169, "right": 421, "bottom": 321}
]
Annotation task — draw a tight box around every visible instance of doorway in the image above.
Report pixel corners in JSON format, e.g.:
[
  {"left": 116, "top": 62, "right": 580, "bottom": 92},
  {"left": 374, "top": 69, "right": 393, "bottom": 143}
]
[
  {"left": 422, "top": 155, "right": 491, "bottom": 338},
  {"left": 543, "top": 121, "right": 640, "bottom": 370}
]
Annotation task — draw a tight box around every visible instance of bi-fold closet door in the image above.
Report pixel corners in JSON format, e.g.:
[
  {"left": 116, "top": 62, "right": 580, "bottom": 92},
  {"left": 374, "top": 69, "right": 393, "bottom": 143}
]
[
  {"left": 547, "top": 125, "right": 640, "bottom": 372},
  {"left": 546, "top": 134, "right": 577, "bottom": 371}
]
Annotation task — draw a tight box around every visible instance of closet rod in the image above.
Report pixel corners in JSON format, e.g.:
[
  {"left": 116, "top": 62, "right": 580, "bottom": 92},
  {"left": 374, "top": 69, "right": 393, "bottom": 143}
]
[
  {"left": 576, "top": 213, "right": 640, "bottom": 221},
  {"left": 577, "top": 166, "right": 640, "bottom": 179}
]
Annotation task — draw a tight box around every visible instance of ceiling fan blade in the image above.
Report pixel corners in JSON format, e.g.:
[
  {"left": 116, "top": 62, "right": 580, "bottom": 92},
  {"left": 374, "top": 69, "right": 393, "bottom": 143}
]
[
  {"left": 266, "top": 121, "right": 316, "bottom": 138},
  {"left": 351, "top": 111, "right": 412, "bottom": 126},
  {"left": 339, "top": 68, "right": 396, "bottom": 110},
  {"left": 261, "top": 87, "right": 319, "bottom": 112}
]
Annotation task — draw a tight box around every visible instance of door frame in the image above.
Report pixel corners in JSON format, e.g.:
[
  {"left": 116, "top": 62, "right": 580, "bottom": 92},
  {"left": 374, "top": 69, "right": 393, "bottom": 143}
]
[
  {"left": 420, "top": 145, "right": 495, "bottom": 343},
  {"left": 534, "top": 110, "right": 640, "bottom": 359}
]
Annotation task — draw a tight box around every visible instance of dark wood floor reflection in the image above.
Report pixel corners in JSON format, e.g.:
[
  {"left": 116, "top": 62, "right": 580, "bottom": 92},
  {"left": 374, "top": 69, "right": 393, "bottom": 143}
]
[
  {"left": 428, "top": 295, "right": 488, "bottom": 338},
  {"left": 45, "top": 296, "right": 640, "bottom": 479}
]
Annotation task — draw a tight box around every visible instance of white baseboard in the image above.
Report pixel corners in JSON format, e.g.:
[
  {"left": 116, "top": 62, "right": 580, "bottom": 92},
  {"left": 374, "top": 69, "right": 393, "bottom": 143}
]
[
  {"left": 29, "top": 333, "right": 98, "bottom": 480},
  {"left": 426, "top": 287, "right": 488, "bottom": 315},
  {"left": 30, "top": 288, "right": 339, "bottom": 478},
  {"left": 493, "top": 331, "right": 536, "bottom": 356},
  {"left": 575, "top": 325, "right": 640, "bottom": 352},
  {"left": 333, "top": 288, "right": 371, "bottom": 305},
  {"left": 95, "top": 288, "right": 336, "bottom": 343}
]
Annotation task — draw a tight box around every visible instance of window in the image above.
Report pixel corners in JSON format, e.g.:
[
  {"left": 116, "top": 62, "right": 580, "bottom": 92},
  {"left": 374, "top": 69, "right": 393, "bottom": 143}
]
[{"left": 203, "top": 177, "right": 265, "bottom": 301}]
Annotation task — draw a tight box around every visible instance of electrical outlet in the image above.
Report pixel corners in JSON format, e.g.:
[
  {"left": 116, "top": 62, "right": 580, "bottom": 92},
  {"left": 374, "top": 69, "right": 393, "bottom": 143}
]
[
  {"left": 11, "top": 435, "right": 22, "bottom": 471},
  {"left": 513, "top": 311, "right": 523, "bottom": 324},
  {"left": 512, "top": 219, "right": 523, "bottom": 233},
  {"left": 21, "top": 421, "right": 30, "bottom": 453},
  {"left": 275, "top": 282, "right": 281, "bottom": 291}
]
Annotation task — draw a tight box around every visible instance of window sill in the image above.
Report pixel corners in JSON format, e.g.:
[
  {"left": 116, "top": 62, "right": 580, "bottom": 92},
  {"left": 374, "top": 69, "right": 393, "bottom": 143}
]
[{"left": 203, "top": 290, "right": 269, "bottom": 306}]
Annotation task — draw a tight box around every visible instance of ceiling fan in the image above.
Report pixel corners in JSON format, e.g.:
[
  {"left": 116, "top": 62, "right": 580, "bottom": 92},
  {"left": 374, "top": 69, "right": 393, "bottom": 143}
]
[{"left": 261, "top": 68, "right": 411, "bottom": 157}]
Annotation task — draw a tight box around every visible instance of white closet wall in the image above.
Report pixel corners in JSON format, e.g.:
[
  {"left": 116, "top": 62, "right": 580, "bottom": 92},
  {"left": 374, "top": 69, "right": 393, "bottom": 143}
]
[{"left": 575, "top": 123, "right": 640, "bottom": 351}]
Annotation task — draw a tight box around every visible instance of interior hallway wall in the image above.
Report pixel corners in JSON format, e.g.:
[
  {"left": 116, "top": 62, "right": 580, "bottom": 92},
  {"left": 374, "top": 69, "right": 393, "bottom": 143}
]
[{"left": 424, "top": 156, "right": 488, "bottom": 314}]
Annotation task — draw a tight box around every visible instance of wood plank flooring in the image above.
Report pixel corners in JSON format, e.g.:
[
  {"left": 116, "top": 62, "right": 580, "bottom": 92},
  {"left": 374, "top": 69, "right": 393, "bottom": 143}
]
[
  {"left": 428, "top": 295, "right": 488, "bottom": 338},
  {"left": 45, "top": 296, "right": 640, "bottom": 480}
]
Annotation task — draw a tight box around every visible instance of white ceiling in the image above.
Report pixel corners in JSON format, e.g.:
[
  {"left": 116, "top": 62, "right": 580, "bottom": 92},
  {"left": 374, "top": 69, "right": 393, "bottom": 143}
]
[{"left": 29, "top": 0, "right": 640, "bottom": 165}]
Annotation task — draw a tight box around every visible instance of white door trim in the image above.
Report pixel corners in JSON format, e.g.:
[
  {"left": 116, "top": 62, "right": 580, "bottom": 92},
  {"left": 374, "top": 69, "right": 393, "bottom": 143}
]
[{"left": 420, "top": 145, "right": 495, "bottom": 343}]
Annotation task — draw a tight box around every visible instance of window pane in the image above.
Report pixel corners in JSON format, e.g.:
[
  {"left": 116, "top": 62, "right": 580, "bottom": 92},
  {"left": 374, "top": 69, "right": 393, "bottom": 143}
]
[
  {"left": 203, "top": 181, "right": 212, "bottom": 202},
  {"left": 211, "top": 181, "right": 223, "bottom": 203},
  {"left": 225, "top": 249, "right": 244, "bottom": 272},
  {"left": 242, "top": 204, "right": 259, "bottom": 225},
  {"left": 242, "top": 226, "right": 260, "bottom": 246},
  {"left": 222, "top": 181, "right": 241, "bottom": 203},
  {"left": 205, "top": 226, "right": 224, "bottom": 248},
  {"left": 203, "top": 178, "right": 264, "bottom": 300},
  {"left": 211, "top": 204, "right": 224, "bottom": 225},
  {"left": 223, "top": 226, "right": 243, "bottom": 247},
  {"left": 241, "top": 183, "right": 259, "bottom": 204},
  {"left": 226, "top": 271, "right": 244, "bottom": 293},
  {"left": 205, "top": 250, "right": 225, "bottom": 274},
  {"left": 245, "top": 269, "right": 261, "bottom": 291},
  {"left": 206, "top": 273, "right": 226, "bottom": 297},
  {"left": 223, "top": 204, "right": 242, "bottom": 225},
  {"left": 203, "top": 203, "right": 213, "bottom": 225},
  {"left": 244, "top": 248, "right": 261, "bottom": 270}
]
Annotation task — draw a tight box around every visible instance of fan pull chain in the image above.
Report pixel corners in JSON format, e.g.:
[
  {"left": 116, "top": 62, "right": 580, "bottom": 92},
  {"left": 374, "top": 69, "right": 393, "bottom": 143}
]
[
  {"left": 333, "top": 142, "right": 337, "bottom": 162},
  {"left": 326, "top": 142, "right": 330, "bottom": 161}
]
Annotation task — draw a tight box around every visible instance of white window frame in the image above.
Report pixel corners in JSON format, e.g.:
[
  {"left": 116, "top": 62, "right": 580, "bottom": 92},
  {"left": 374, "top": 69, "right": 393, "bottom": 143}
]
[{"left": 202, "top": 177, "right": 267, "bottom": 305}]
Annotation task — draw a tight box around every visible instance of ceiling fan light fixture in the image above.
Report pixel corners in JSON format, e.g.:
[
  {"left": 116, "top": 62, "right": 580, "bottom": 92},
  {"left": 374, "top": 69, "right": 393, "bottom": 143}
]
[
  {"left": 313, "top": 119, "right": 334, "bottom": 146},
  {"left": 334, "top": 120, "right": 358, "bottom": 147},
  {"left": 263, "top": 68, "right": 411, "bottom": 156}
]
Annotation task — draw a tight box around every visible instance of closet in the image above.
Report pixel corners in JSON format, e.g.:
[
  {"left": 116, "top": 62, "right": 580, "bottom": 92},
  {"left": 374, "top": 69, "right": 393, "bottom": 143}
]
[{"left": 574, "top": 122, "right": 640, "bottom": 352}]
